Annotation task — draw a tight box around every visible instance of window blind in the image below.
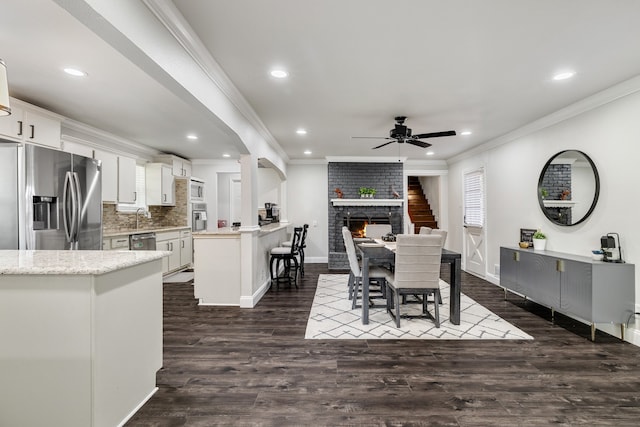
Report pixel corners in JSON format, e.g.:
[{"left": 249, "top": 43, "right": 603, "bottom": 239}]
[{"left": 464, "top": 169, "right": 484, "bottom": 227}]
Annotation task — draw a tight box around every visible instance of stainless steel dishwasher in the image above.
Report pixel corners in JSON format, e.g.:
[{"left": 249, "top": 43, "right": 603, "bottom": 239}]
[{"left": 129, "top": 232, "right": 157, "bottom": 250}]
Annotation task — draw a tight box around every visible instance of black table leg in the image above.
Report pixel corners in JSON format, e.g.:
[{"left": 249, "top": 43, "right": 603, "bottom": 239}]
[{"left": 449, "top": 258, "right": 461, "bottom": 325}]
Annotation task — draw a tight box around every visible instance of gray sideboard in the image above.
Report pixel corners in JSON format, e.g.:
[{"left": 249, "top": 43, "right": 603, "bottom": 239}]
[{"left": 500, "top": 246, "right": 635, "bottom": 341}]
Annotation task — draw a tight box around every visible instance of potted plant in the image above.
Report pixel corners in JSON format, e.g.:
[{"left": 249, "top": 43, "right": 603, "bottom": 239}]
[
  {"left": 532, "top": 229, "right": 547, "bottom": 251},
  {"left": 539, "top": 188, "right": 548, "bottom": 200},
  {"left": 359, "top": 187, "right": 376, "bottom": 198}
]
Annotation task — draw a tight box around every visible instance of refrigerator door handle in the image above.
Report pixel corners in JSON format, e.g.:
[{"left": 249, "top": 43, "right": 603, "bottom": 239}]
[
  {"left": 72, "top": 172, "right": 83, "bottom": 247},
  {"left": 63, "top": 171, "right": 74, "bottom": 244}
]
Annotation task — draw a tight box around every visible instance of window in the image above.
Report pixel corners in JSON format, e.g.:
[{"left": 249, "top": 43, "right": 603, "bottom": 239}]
[
  {"left": 464, "top": 169, "right": 484, "bottom": 227},
  {"left": 116, "top": 164, "right": 147, "bottom": 212}
]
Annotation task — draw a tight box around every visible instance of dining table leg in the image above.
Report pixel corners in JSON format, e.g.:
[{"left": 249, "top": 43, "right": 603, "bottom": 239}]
[
  {"left": 362, "top": 256, "right": 369, "bottom": 324},
  {"left": 449, "top": 257, "right": 461, "bottom": 325}
]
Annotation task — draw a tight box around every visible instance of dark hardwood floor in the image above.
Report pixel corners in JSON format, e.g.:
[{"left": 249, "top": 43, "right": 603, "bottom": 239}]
[{"left": 127, "top": 264, "right": 640, "bottom": 426}]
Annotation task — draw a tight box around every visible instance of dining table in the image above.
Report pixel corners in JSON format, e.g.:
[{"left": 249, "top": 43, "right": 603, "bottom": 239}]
[{"left": 356, "top": 239, "right": 462, "bottom": 325}]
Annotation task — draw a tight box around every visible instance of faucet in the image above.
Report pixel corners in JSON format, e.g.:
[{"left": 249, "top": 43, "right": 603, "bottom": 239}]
[{"left": 136, "top": 207, "right": 146, "bottom": 230}]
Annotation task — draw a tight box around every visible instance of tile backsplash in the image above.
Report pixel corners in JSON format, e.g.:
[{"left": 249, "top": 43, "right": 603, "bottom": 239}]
[{"left": 102, "top": 179, "right": 188, "bottom": 233}]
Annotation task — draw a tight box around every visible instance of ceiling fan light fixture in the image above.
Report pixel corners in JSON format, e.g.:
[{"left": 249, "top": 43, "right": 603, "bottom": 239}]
[{"left": 0, "top": 59, "right": 11, "bottom": 116}]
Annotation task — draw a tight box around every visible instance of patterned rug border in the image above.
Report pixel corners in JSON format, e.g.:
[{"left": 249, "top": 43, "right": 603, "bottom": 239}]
[{"left": 305, "top": 274, "right": 534, "bottom": 340}]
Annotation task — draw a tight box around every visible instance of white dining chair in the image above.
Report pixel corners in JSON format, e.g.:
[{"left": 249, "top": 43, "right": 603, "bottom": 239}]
[
  {"left": 365, "top": 224, "right": 392, "bottom": 239},
  {"left": 384, "top": 234, "right": 445, "bottom": 327},
  {"left": 342, "top": 227, "right": 388, "bottom": 309}
]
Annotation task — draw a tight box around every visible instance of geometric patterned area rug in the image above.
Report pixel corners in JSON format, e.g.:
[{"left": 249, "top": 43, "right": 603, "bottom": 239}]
[{"left": 305, "top": 274, "right": 533, "bottom": 340}]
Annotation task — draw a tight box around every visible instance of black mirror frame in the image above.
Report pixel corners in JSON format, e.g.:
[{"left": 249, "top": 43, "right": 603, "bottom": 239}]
[{"left": 537, "top": 150, "right": 600, "bottom": 227}]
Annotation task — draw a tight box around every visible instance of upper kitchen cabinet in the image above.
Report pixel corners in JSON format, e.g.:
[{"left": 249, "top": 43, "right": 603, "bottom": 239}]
[
  {"left": 146, "top": 163, "right": 175, "bottom": 206},
  {"left": 154, "top": 154, "right": 191, "bottom": 178},
  {"left": 0, "top": 98, "right": 62, "bottom": 149},
  {"left": 94, "top": 150, "right": 137, "bottom": 204}
]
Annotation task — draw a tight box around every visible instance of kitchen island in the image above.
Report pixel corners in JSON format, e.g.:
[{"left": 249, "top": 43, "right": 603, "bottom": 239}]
[
  {"left": 193, "top": 223, "right": 288, "bottom": 307},
  {"left": 0, "top": 250, "right": 169, "bottom": 427}
]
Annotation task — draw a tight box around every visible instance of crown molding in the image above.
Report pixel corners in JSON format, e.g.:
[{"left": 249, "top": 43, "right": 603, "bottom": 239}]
[
  {"left": 447, "top": 74, "right": 640, "bottom": 165},
  {"left": 287, "top": 158, "right": 329, "bottom": 166},
  {"left": 141, "top": 0, "right": 288, "bottom": 162},
  {"left": 62, "top": 118, "right": 159, "bottom": 159}
]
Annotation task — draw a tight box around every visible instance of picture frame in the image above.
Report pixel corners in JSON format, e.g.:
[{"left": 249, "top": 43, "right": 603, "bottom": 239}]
[{"left": 520, "top": 228, "right": 536, "bottom": 247}]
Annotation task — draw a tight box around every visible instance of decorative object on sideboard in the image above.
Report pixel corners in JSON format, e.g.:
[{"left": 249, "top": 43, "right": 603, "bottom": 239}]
[
  {"left": 520, "top": 228, "right": 536, "bottom": 248},
  {"left": 359, "top": 187, "right": 376, "bottom": 198},
  {"left": 601, "top": 232, "right": 624, "bottom": 263},
  {"left": 390, "top": 184, "right": 400, "bottom": 199},
  {"left": 0, "top": 58, "right": 10, "bottom": 116},
  {"left": 532, "top": 229, "right": 547, "bottom": 251},
  {"left": 334, "top": 188, "right": 343, "bottom": 198}
]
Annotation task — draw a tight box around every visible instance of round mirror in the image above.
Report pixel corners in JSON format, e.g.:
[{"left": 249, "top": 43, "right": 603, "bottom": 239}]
[{"left": 537, "top": 150, "right": 599, "bottom": 226}]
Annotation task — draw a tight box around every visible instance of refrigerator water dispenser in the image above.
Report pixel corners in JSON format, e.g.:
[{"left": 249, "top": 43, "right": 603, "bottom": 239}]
[{"left": 32, "top": 196, "right": 57, "bottom": 230}]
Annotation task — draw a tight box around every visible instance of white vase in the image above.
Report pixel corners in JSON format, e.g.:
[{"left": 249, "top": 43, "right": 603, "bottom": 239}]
[{"left": 533, "top": 238, "right": 546, "bottom": 251}]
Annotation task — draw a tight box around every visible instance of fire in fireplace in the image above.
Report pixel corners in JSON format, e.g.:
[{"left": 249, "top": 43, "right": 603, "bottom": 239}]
[{"left": 344, "top": 215, "right": 391, "bottom": 238}]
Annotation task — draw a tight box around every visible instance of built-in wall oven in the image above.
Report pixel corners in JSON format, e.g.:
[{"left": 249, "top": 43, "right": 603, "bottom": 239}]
[
  {"left": 190, "top": 177, "right": 205, "bottom": 202},
  {"left": 192, "top": 203, "right": 207, "bottom": 232}
]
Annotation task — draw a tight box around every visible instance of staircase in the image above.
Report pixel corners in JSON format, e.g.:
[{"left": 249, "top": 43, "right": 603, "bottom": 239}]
[{"left": 407, "top": 176, "right": 438, "bottom": 234}]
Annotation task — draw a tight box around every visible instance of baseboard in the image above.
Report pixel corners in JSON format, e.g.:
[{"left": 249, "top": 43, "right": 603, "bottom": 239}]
[
  {"left": 484, "top": 272, "right": 500, "bottom": 286},
  {"left": 117, "top": 387, "right": 158, "bottom": 427},
  {"left": 239, "top": 277, "right": 271, "bottom": 308},
  {"left": 305, "top": 256, "right": 328, "bottom": 264}
]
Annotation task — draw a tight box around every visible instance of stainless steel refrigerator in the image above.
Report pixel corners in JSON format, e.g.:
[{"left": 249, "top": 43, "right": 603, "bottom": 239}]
[{"left": 0, "top": 143, "right": 102, "bottom": 250}]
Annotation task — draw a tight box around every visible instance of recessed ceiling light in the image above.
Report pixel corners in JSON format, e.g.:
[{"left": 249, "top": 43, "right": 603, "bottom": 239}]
[
  {"left": 222, "top": 153, "right": 231, "bottom": 158},
  {"left": 63, "top": 67, "right": 87, "bottom": 77},
  {"left": 460, "top": 131, "right": 472, "bottom": 136},
  {"left": 553, "top": 71, "right": 575, "bottom": 81},
  {"left": 186, "top": 134, "right": 198, "bottom": 140},
  {"left": 304, "top": 150, "right": 312, "bottom": 155},
  {"left": 270, "top": 69, "right": 288, "bottom": 78},
  {"left": 296, "top": 129, "right": 307, "bottom": 135},
  {"left": 426, "top": 151, "right": 435, "bottom": 156}
]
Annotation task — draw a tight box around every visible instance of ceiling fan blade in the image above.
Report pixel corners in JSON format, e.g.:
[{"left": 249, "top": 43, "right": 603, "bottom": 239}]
[
  {"left": 413, "top": 130, "right": 457, "bottom": 139},
  {"left": 372, "top": 140, "right": 396, "bottom": 149},
  {"left": 351, "top": 136, "right": 393, "bottom": 140},
  {"left": 406, "top": 139, "right": 432, "bottom": 148}
]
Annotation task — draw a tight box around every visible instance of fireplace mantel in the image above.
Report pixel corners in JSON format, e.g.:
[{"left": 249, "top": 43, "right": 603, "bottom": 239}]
[{"left": 331, "top": 198, "right": 403, "bottom": 207}]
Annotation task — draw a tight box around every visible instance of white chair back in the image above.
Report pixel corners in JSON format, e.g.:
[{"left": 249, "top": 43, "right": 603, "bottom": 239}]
[
  {"left": 365, "top": 224, "right": 392, "bottom": 239},
  {"left": 394, "top": 234, "right": 442, "bottom": 289},
  {"left": 342, "top": 226, "right": 361, "bottom": 276},
  {"left": 419, "top": 226, "right": 432, "bottom": 234},
  {"left": 431, "top": 229, "right": 447, "bottom": 246}
]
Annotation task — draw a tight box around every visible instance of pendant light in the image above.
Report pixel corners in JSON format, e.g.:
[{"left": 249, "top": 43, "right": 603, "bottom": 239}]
[{"left": 0, "top": 59, "right": 10, "bottom": 116}]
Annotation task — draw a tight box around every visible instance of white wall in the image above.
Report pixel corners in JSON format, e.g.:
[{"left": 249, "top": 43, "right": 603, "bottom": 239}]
[
  {"left": 192, "top": 160, "right": 240, "bottom": 230},
  {"left": 447, "top": 86, "right": 640, "bottom": 340},
  {"left": 285, "top": 163, "right": 328, "bottom": 262},
  {"left": 257, "top": 167, "right": 281, "bottom": 207}
]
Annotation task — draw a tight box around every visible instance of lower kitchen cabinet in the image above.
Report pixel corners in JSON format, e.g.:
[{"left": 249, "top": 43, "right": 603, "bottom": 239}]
[
  {"left": 156, "top": 229, "right": 191, "bottom": 274},
  {"left": 500, "top": 246, "right": 635, "bottom": 340}
]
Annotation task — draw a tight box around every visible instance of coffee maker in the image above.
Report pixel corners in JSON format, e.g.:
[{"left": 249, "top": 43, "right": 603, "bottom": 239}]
[
  {"left": 600, "top": 232, "right": 624, "bottom": 263},
  {"left": 264, "top": 203, "right": 280, "bottom": 222}
]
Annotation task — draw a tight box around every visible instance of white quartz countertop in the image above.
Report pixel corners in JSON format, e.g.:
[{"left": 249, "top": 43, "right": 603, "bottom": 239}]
[
  {"left": 193, "top": 223, "right": 288, "bottom": 238},
  {"left": 103, "top": 226, "right": 191, "bottom": 238},
  {"left": 0, "top": 250, "right": 171, "bottom": 275}
]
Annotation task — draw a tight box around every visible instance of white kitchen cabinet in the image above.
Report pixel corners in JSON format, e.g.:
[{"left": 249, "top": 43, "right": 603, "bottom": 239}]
[
  {"left": 62, "top": 140, "right": 94, "bottom": 158},
  {"left": 180, "top": 229, "right": 192, "bottom": 267},
  {"left": 154, "top": 154, "right": 191, "bottom": 178},
  {"left": 94, "top": 149, "right": 118, "bottom": 203},
  {"left": 118, "top": 156, "right": 137, "bottom": 204},
  {"left": 156, "top": 230, "right": 180, "bottom": 273},
  {"left": 94, "top": 150, "right": 137, "bottom": 204},
  {"left": 145, "top": 163, "right": 175, "bottom": 206},
  {"left": 0, "top": 98, "right": 61, "bottom": 149}
]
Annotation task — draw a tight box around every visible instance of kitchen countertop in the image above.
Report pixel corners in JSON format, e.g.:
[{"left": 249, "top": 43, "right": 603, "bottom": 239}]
[
  {"left": 193, "top": 223, "right": 288, "bottom": 238},
  {"left": 0, "top": 250, "right": 171, "bottom": 275},
  {"left": 103, "top": 226, "right": 191, "bottom": 238}
]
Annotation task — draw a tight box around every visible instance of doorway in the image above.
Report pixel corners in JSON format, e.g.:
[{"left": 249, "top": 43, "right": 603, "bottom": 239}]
[{"left": 463, "top": 168, "right": 486, "bottom": 277}]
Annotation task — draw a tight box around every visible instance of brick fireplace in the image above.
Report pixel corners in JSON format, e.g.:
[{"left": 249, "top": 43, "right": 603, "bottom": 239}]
[{"left": 327, "top": 162, "right": 403, "bottom": 269}]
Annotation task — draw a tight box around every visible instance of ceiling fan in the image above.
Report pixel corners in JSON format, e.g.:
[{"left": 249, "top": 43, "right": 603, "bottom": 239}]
[{"left": 353, "top": 116, "right": 456, "bottom": 149}]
